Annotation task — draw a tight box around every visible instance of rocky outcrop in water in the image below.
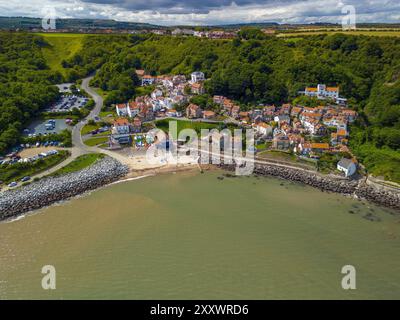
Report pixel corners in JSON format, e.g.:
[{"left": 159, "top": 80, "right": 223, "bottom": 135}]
[
  {"left": 219, "top": 163, "right": 400, "bottom": 211},
  {"left": 0, "top": 156, "right": 129, "bottom": 220}
]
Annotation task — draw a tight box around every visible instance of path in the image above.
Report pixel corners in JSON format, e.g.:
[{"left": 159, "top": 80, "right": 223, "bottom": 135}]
[{"left": 4, "top": 75, "right": 108, "bottom": 189}]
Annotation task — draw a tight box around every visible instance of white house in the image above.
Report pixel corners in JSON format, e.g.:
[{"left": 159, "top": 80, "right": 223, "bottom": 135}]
[
  {"left": 113, "top": 118, "right": 130, "bottom": 135},
  {"left": 255, "top": 122, "right": 272, "bottom": 136},
  {"left": 142, "top": 75, "right": 155, "bottom": 86},
  {"left": 191, "top": 71, "right": 205, "bottom": 83},
  {"left": 116, "top": 103, "right": 128, "bottom": 117},
  {"left": 305, "top": 84, "right": 339, "bottom": 100},
  {"left": 337, "top": 158, "right": 357, "bottom": 177},
  {"left": 127, "top": 102, "right": 140, "bottom": 118}
]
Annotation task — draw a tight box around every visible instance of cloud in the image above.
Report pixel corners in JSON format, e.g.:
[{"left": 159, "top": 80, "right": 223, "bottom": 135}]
[{"left": 0, "top": 0, "right": 400, "bottom": 25}]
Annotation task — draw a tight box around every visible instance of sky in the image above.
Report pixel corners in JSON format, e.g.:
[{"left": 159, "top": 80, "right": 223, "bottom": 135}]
[{"left": 0, "top": 0, "right": 400, "bottom": 26}]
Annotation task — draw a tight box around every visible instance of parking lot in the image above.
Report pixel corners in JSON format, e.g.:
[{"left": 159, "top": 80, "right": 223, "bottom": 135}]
[
  {"left": 23, "top": 119, "right": 69, "bottom": 136},
  {"left": 46, "top": 95, "right": 89, "bottom": 113}
]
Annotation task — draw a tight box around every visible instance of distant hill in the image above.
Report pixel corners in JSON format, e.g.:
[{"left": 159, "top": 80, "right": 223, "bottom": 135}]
[
  {"left": 0, "top": 16, "right": 160, "bottom": 30},
  {"left": 1, "top": 16, "right": 400, "bottom": 32}
]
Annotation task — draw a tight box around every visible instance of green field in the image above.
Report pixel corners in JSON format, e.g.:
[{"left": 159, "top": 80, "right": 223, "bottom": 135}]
[
  {"left": 39, "top": 33, "right": 86, "bottom": 76},
  {"left": 50, "top": 153, "right": 104, "bottom": 177},
  {"left": 278, "top": 30, "right": 400, "bottom": 38},
  {"left": 81, "top": 123, "right": 101, "bottom": 136},
  {"left": 155, "top": 118, "right": 226, "bottom": 138},
  {"left": 84, "top": 136, "right": 109, "bottom": 146}
]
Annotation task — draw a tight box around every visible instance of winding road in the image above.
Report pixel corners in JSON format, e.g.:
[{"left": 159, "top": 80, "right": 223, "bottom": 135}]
[{"left": 16, "top": 75, "right": 127, "bottom": 183}]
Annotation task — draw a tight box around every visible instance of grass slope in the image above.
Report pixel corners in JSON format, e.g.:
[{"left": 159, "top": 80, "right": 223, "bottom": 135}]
[
  {"left": 39, "top": 33, "right": 85, "bottom": 77},
  {"left": 50, "top": 153, "right": 104, "bottom": 177}
]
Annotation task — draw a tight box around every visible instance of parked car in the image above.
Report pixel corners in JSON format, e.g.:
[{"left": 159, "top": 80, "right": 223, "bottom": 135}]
[
  {"left": 8, "top": 182, "right": 18, "bottom": 188},
  {"left": 21, "top": 176, "right": 31, "bottom": 182}
]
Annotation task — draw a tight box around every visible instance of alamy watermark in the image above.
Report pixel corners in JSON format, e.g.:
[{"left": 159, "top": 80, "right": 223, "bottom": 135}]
[
  {"left": 41, "top": 6, "right": 57, "bottom": 30},
  {"left": 145, "top": 121, "right": 255, "bottom": 176},
  {"left": 41, "top": 265, "right": 56, "bottom": 290},
  {"left": 341, "top": 265, "right": 356, "bottom": 290},
  {"left": 341, "top": 4, "right": 357, "bottom": 30}
]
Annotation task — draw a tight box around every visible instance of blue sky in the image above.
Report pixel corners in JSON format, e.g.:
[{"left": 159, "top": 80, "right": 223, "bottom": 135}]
[{"left": 0, "top": 0, "right": 399, "bottom": 26}]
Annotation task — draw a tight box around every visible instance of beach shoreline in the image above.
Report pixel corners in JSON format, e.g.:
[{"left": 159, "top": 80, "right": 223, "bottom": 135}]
[{"left": 1, "top": 152, "right": 399, "bottom": 222}]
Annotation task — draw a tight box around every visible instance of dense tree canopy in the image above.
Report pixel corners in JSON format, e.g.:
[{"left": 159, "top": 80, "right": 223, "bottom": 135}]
[
  {"left": 67, "top": 33, "right": 400, "bottom": 180},
  {"left": 0, "top": 32, "right": 59, "bottom": 155},
  {"left": 1, "top": 32, "right": 400, "bottom": 181}
]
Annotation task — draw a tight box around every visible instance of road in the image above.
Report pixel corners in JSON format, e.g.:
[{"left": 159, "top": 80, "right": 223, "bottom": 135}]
[{"left": 6, "top": 75, "right": 116, "bottom": 190}]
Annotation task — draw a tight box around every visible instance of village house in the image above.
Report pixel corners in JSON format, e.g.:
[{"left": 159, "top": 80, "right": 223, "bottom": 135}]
[
  {"left": 288, "top": 134, "right": 304, "bottom": 147},
  {"left": 172, "top": 95, "right": 187, "bottom": 106},
  {"left": 112, "top": 118, "right": 130, "bottom": 135},
  {"left": 186, "top": 104, "right": 203, "bottom": 119},
  {"left": 274, "top": 115, "right": 291, "bottom": 125},
  {"left": 128, "top": 101, "right": 140, "bottom": 118},
  {"left": 142, "top": 75, "right": 156, "bottom": 86},
  {"left": 302, "top": 84, "right": 347, "bottom": 105},
  {"left": 172, "top": 28, "right": 195, "bottom": 36},
  {"left": 213, "top": 95, "right": 225, "bottom": 105},
  {"left": 305, "top": 143, "right": 330, "bottom": 154},
  {"left": 131, "top": 116, "right": 142, "bottom": 133},
  {"left": 304, "top": 84, "right": 339, "bottom": 100},
  {"left": 279, "top": 104, "right": 292, "bottom": 115},
  {"left": 323, "top": 115, "right": 346, "bottom": 128},
  {"left": 139, "top": 105, "right": 155, "bottom": 122},
  {"left": 191, "top": 82, "right": 205, "bottom": 95},
  {"left": 191, "top": 71, "right": 205, "bottom": 83},
  {"left": 290, "top": 106, "right": 303, "bottom": 118},
  {"left": 172, "top": 75, "right": 187, "bottom": 85},
  {"left": 280, "top": 123, "right": 293, "bottom": 135},
  {"left": 262, "top": 105, "right": 275, "bottom": 121},
  {"left": 341, "top": 109, "right": 357, "bottom": 123},
  {"left": 254, "top": 122, "right": 273, "bottom": 137},
  {"left": 116, "top": 103, "right": 128, "bottom": 117},
  {"left": 231, "top": 105, "right": 240, "bottom": 119},
  {"left": 249, "top": 109, "right": 263, "bottom": 121},
  {"left": 203, "top": 110, "right": 216, "bottom": 120},
  {"left": 160, "top": 76, "right": 173, "bottom": 88},
  {"left": 273, "top": 134, "right": 290, "bottom": 150},
  {"left": 337, "top": 158, "right": 357, "bottom": 177},
  {"left": 166, "top": 109, "right": 178, "bottom": 117}
]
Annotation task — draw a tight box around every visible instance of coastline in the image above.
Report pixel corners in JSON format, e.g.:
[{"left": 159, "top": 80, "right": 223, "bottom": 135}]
[
  {"left": 218, "top": 163, "right": 400, "bottom": 211},
  {"left": 0, "top": 156, "right": 129, "bottom": 221},
  {"left": 0, "top": 159, "right": 206, "bottom": 222},
  {"left": 1, "top": 155, "right": 399, "bottom": 222}
]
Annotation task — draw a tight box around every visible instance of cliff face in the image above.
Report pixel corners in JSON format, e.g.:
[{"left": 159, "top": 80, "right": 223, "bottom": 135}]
[{"left": 0, "top": 156, "right": 129, "bottom": 220}]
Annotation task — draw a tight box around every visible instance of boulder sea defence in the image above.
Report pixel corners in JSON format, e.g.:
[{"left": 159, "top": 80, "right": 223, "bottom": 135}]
[
  {"left": 0, "top": 156, "right": 129, "bottom": 220},
  {"left": 219, "top": 163, "right": 400, "bottom": 211}
]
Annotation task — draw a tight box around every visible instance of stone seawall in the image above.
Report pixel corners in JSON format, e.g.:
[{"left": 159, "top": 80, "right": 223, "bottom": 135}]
[
  {"left": 219, "top": 163, "right": 400, "bottom": 210},
  {"left": 0, "top": 156, "right": 129, "bottom": 220}
]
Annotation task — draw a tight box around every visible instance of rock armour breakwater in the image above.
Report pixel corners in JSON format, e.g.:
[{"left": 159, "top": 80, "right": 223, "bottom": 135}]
[
  {"left": 0, "top": 156, "right": 129, "bottom": 220},
  {"left": 219, "top": 163, "right": 400, "bottom": 210}
]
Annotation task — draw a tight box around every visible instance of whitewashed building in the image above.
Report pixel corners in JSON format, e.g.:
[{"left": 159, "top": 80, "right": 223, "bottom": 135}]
[
  {"left": 191, "top": 71, "right": 205, "bottom": 83},
  {"left": 337, "top": 158, "right": 357, "bottom": 177}
]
